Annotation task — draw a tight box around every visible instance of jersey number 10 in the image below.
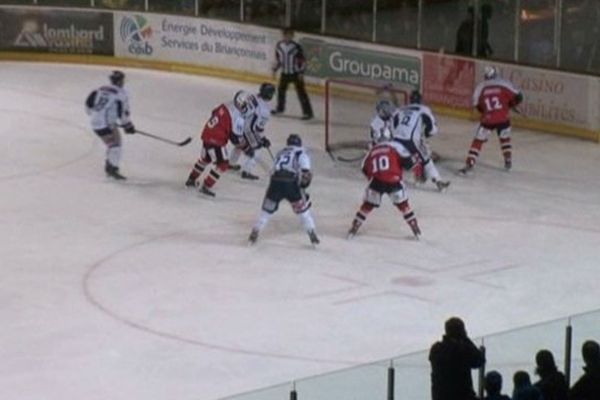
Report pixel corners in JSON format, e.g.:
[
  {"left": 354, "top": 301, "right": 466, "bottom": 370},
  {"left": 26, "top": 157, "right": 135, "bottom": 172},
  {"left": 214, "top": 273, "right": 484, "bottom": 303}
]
[{"left": 371, "top": 155, "right": 390, "bottom": 172}]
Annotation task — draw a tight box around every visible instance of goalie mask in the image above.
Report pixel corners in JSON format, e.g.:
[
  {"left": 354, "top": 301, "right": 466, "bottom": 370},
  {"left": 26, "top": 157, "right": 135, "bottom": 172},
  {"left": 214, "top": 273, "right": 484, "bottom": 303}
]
[{"left": 375, "top": 99, "right": 394, "bottom": 121}]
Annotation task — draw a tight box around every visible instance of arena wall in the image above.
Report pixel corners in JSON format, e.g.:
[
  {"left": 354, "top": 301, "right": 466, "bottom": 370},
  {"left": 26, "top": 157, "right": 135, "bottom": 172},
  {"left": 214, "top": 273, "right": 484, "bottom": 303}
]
[{"left": 0, "top": 5, "right": 598, "bottom": 142}]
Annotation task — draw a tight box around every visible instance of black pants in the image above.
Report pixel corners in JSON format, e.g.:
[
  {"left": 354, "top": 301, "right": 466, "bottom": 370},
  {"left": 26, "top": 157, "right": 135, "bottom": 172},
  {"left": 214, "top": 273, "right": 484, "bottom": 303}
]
[{"left": 276, "top": 73, "right": 313, "bottom": 117}]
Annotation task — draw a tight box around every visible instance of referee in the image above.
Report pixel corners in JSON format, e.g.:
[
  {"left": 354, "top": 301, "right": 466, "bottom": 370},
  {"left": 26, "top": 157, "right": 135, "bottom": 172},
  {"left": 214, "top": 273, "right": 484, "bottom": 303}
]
[{"left": 271, "top": 28, "right": 314, "bottom": 120}]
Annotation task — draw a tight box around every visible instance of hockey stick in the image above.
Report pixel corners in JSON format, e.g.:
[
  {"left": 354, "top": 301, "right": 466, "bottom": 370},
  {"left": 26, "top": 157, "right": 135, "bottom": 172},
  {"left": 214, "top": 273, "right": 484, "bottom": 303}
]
[
  {"left": 135, "top": 129, "right": 192, "bottom": 146},
  {"left": 265, "top": 146, "right": 275, "bottom": 162},
  {"left": 336, "top": 152, "right": 366, "bottom": 162}
]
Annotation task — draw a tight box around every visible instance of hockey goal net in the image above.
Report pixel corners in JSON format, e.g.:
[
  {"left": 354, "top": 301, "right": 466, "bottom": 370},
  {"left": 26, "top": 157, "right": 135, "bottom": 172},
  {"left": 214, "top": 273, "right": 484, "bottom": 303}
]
[{"left": 325, "top": 78, "right": 409, "bottom": 157}]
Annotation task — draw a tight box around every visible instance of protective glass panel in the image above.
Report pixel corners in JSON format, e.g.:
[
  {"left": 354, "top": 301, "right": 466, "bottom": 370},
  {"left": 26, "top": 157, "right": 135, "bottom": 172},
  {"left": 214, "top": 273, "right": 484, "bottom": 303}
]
[
  {"left": 375, "top": 0, "right": 418, "bottom": 48},
  {"left": 392, "top": 350, "right": 431, "bottom": 400},
  {"left": 325, "top": 0, "right": 373, "bottom": 41},
  {"left": 198, "top": 0, "right": 241, "bottom": 22},
  {"left": 148, "top": 0, "right": 196, "bottom": 15},
  {"left": 569, "top": 310, "right": 600, "bottom": 384},
  {"left": 486, "top": 0, "right": 517, "bottom": 61},
  {"left": 483, "top": 318, "right": 569, "bottom": 395},
  {"left": 559, "top": 1, "right": 599, "bottom": 73},
  {"left": 290, "top": 0, "right": 321, "bottom": 33},
  {"left": 36, "top": 0, "right": 92, "bottom": 6},
  {"left": 518, "top": 0, "right": 557, "bottom": 67},
  {"left": 244, "top": 0, "right": 286, "bottom": 27},
  {"left": 421, "top": 0, "right": 473, "bottom": 54},
  {"left": 95, "top": 0, "right": 144, "bottom": 10}
]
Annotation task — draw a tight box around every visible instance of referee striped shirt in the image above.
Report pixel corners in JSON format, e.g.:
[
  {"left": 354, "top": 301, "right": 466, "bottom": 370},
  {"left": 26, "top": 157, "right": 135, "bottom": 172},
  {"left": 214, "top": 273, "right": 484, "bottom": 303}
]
[{"left": 274, "top": 40, "right": 306, "bottom": 75}]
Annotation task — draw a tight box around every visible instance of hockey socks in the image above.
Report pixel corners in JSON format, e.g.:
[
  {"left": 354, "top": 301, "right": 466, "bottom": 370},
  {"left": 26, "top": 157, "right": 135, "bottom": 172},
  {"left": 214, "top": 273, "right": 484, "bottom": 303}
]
[
  {"left": 348, "top": 203, "right": 374, "bottom": 237},
  {"left": 396, "top": 200, "right": 421, "bottom": 238},
  {"left": 186, "top": 160, "right": 208, "bottom": 186},
  {"left": 465, "top": 138, "right": 485, "bottom": 167},
  {"left": 500, "top": 136, "right": 512, "bottom": 169},
  {"left": 106, "top": 144, "right": 121, "bottom": 167}
]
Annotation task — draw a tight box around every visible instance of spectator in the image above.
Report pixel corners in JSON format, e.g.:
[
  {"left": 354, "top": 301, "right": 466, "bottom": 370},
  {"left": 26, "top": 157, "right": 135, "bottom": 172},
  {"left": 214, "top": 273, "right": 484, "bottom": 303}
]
[
  {"left": 569, "top": 340, "right": 600, "bottom": 400},
  {"left": 478, "top": 4, "right": 494, "bottom": 57},
  {"left": 455, "top": 6, "right": 475, "bottom": 55},
  {"left": 429, "top": 317, "right": 485, "bottom": 400},
  {"left": 484, "top": 370, "right": 511, "bottom": 400},
  {"left": 533, "top": 349, "right": 568, "bottom": 400},
  {"left": 513, "top": 370, "right": 543, "bottom": 400}
]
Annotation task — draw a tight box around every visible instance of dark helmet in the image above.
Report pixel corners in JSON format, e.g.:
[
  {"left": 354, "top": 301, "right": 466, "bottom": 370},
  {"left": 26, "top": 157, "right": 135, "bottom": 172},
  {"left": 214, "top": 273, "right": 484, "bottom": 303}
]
[
  {"left": 409, "top": 90, "right": 422, "bottom": 104},
  {"left": 484, "top": 371, "right": 503, "bottom": 395},
  {"left": 375, "top": 99, "right": 394, "bottom": 120},
  {"left": 109, "top": 70, "right": 125, "bottom": 87},
  {"left": 259, "top": 82, "right": 276, "bottom": 101},
  {"left": 287, "top": 133, "right": 302, "bottom": 147}
]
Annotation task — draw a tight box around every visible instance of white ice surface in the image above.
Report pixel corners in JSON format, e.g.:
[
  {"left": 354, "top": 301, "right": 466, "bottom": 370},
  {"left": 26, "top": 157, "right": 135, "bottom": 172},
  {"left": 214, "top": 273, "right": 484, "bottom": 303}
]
[{"left": 1, "top": 62, "right": 599, "bottom": 400}]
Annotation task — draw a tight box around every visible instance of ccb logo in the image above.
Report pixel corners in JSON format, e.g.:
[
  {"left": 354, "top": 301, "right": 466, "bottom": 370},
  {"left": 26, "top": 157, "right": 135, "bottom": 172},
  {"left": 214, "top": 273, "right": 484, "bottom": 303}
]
[{"left": 120, "top": 15, "right": 153, "bottom": 55}]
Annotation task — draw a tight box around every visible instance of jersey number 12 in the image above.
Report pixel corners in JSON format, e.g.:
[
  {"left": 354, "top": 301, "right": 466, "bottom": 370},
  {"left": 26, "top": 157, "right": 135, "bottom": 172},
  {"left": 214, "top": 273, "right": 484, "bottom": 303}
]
[{"left": 483, "top": 96, "right": 502, "bottom": 112}]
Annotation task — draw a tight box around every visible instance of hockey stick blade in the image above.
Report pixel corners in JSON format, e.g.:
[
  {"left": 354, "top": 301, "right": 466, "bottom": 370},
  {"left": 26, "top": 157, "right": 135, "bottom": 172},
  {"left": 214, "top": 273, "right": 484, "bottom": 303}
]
[
  {"left": 336, "top": 153, "right": 366, "bottom": 162},
  {"left": 135, "top": 129, "right": 192, "bottom": 147}
]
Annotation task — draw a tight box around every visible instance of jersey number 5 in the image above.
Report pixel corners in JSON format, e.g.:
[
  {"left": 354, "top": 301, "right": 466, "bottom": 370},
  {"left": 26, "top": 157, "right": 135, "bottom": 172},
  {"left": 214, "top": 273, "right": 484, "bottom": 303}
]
[
  {"left": 483, "top": 96, "right": 502, "bottom": 112},
  {"left": 371, "top": 155, "right": 390, "bottom": 173}
]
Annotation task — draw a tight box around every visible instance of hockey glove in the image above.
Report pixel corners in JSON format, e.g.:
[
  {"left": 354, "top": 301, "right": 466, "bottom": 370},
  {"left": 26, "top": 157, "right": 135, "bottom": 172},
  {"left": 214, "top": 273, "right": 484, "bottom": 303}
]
[
  {"left": 243, "top": 145, "right": 255, "bottom": 158},
  {"left": 260, "top": 137, "right": 271, "bottom": 148},
  {"left": 123, "top": 122, "right": 136, "bottom": 134},
  {"left": 300, "top": 170, "right": 312, "bottom": 188}
]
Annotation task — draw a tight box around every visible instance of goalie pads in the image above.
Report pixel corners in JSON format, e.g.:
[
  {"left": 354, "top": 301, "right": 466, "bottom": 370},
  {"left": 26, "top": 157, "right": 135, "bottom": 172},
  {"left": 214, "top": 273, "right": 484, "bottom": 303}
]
[{"left": 300, "top": 169, "right": 312, "bottom": 188}]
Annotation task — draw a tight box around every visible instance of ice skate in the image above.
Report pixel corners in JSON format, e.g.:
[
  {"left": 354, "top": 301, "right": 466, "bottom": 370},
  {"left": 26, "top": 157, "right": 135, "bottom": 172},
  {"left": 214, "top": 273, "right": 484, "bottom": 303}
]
[
  {"left": 229, "top": 164, "right": 241, "bottom": 171},
  {"left": 199, "top": 185, "right": 216, "bottom": 197},
  {"left": 248, "top": 228, "right": 259, "bottom": 245},
  {"left": 105, "top": 162, "right": 126, "bottom": 180},
  {"left": 308, "top": 230, "right": 320, "bottom": 245},
  {"left": 434, "top": 179, "right": 450, "bottom": 192},
  {"left": 185, "top": 177, "right": 197, "bottom": 188},
  {"left": 347, "top": 221, "right": 361, "bottom": 239},
  {"left": 408, "top": 219, "right": 421, "bottom": 239},
  {"left": 241, "top": 171, "right": 259, "bottom": 180},
  {"left": 458, "top": 164, "right": 473, "bottom": 176}
]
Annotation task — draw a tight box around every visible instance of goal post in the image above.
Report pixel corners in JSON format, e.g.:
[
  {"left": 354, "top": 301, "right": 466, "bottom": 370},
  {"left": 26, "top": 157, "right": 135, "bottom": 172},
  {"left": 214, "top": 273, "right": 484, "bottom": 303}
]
[{"left": 324, "top": 78, "right": 409, "bottom": 155}]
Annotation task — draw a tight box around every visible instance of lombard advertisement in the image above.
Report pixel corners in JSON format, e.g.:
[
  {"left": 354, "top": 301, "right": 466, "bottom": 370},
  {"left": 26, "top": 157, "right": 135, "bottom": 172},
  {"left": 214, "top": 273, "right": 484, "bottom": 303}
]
[
  {"left": 301, "top": 37, "right": 420, "bottom": 87},
  {"left": 423, "top": 53, "right": 475, "bottom": 109},
  {"left": 0, "top": 7, "right": 113, "bottom": 55},
  {"left": 114, "top": 13, "right": 278, "bottom": 74},
  {"left": 485, "top": 64, "right": 593, "bottom": 130}
]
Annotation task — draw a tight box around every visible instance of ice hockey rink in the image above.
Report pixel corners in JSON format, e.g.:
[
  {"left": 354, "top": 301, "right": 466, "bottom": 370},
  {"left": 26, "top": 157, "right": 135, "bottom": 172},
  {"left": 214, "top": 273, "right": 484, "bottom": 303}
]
[{"left": 1, "top": 62, "right": 599, "bottom": 400}]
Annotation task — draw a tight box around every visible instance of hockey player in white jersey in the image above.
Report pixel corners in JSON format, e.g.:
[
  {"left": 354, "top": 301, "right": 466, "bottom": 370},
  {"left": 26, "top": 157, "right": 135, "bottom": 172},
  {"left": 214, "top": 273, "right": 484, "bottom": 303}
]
[
  {"left": 390, "top": 91, "right": 450, "bottom": 191},
  {"left": 229, "top": 83, "right": 275, "bottom": 180},
  {"left": 248, "top": 133, "right": 319, "bottom": 246},
  {"left": 85, "top": 70, "right": 136, "bottom": 180}
]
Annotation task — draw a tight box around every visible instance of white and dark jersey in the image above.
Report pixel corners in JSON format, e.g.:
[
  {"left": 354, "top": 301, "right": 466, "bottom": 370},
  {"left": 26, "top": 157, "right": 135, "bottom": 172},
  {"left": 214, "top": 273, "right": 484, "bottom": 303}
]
[
  {"left": 272, "top": 145, "right": 310, "bottom": 179},
  {"left": 274, "top": 40, "right": 306, "bottom": 75},
  {"left": 391, "top": 104, "right": 438, "bottom": 143},
  {"left": 244, "top": 96, "right": 271, "bottom": 148},
  {"left": 85, "top": 84, "right": 131, "bottom": 131},
  {"left": 226, "top": 101, "right": 250, "bottom": 142},
  {"left": 369, "top": 114, "right": 392, "bottom": 143}
]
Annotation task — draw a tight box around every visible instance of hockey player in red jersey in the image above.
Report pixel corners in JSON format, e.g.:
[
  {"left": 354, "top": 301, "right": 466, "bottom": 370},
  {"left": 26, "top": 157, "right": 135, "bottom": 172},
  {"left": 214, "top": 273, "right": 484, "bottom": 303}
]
[
  {"left": 347, "top": 130, "right": 421, "bottom": 239},
  {"left": 459, "top": 66, "right": 523, "bottom": 174},
  {"left": 185, "top": 91, "right": 254, "bottom": 196}
]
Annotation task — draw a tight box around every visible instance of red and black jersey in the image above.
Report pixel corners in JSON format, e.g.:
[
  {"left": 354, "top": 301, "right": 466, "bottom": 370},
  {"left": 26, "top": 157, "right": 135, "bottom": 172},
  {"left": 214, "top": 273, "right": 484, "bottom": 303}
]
[
  {"left": 362, "top": 141, "right": 410, "bottom": 184},
  {"left": 201, "top": 104, "right": 234, "bottom": 147},
  {"left": 472, "top": 78, "right": 522, "bottom": 126}
]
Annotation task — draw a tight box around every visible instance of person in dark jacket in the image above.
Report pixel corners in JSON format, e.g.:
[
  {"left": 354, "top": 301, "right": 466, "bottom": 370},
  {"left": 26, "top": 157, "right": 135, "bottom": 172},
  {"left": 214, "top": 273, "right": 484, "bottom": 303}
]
[
  {"left": 513, "top": 370, "right": 543, "bottom": 400},
  {"left": 533, "top": 349, "right": 568, "bottom": 400},
  {"left": 569, "top": 340, "right": 600, "bottom": 400},
  {"left": 484, "top": 370, "right": 511, "bottom": 400},
  {"left": 429, "top": 317, "right": 485, "bottom": 400}
]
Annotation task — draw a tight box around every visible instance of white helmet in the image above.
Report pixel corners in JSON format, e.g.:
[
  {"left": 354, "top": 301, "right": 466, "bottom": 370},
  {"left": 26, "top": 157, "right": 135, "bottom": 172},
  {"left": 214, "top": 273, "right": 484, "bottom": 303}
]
[
  {"left": 484, "top": 66, "right": 498, "bottom": 80},
  {"left": 233, "top": 90, "right": 255, "bottom": 116}
]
